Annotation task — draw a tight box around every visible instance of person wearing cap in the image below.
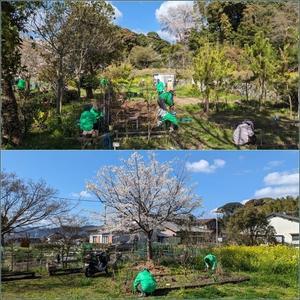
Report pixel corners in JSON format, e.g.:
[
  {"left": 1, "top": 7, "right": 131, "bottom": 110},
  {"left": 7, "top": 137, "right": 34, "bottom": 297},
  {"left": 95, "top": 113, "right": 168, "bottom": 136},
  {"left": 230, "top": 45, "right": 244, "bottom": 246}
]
[{"left": 133, "top": 268, "right": 157, "bottom": 297}]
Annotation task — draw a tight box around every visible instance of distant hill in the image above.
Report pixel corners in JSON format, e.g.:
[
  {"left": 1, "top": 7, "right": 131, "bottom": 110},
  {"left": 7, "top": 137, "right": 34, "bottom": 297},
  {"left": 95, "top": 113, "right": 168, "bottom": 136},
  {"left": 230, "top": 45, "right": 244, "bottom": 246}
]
[{"left": 10, "top": 225, "right": 99, "bottom": 239}]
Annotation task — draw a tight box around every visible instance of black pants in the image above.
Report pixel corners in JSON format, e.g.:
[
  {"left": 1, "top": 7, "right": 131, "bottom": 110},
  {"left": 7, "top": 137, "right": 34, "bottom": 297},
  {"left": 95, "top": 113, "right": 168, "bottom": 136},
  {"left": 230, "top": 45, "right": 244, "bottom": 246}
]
[{"left": 157, "top": 98, "right": 167, "bottom": 111}]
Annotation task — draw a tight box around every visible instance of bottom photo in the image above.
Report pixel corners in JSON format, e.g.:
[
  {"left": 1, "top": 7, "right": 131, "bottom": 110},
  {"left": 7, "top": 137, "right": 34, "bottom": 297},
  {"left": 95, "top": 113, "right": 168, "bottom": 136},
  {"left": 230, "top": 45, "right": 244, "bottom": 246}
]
[{"left": 1, "top": 150, "right": 299, "bottom": 299}]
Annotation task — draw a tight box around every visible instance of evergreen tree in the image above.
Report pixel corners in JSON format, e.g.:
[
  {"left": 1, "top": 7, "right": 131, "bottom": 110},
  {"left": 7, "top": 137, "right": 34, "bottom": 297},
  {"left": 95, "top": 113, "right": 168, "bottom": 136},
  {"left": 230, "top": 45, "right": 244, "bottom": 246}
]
[
  {"left": 244, "top": 32, "right": 278, "bottom": 109},
  {"left": 193, "top": 40, "right": 233, "bottom": 112}
]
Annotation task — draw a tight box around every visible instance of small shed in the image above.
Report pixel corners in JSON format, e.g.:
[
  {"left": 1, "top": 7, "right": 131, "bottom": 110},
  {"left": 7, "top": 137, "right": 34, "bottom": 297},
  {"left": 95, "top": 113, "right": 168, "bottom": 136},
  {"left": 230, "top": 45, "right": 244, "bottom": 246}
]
[{"left": 153, "top": 74, "right": 176, "bottom": 91}]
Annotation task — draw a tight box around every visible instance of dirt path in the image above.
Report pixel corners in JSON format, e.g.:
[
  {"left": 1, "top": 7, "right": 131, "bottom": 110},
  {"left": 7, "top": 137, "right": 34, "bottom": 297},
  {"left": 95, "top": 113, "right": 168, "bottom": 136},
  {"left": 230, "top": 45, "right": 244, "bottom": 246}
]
[{"left": 175, "top": 97, "right": 202, "bottom": 106}]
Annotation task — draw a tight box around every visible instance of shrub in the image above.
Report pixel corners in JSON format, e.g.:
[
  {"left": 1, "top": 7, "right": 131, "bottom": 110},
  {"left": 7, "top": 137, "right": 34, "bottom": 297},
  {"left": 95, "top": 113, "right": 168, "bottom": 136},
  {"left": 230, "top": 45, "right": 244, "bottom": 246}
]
[
  {"left": 64, "top": 89, "right": 79, "bottom": 103},
  {"left": 18, "top": 91, "right": 55, "bottom": 134}
]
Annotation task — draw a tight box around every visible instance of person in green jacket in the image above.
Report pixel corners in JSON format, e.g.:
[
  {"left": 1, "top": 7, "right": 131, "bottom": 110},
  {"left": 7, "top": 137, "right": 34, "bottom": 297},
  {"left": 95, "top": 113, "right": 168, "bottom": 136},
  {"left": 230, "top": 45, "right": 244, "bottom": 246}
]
[
  {"left": 157, "top": 91, "right": 174, "bottom": 111},
  {"left": 155, "top": 79, "right": 165, "bottom": 95},
  {"left": 79, "top": 104, "right": 104, "bottom": 135},
  {"left": 133, "top": 268, "right": 157, "bottom": 296},
  {"left": 17, "top": 78, "right": 26, "bottom": 91},
  {"left": 204, "top": 254, "right": 217, "bottom": 271},
  {"left": 157, "top": 108, "right": 178, "bottom": 131}
]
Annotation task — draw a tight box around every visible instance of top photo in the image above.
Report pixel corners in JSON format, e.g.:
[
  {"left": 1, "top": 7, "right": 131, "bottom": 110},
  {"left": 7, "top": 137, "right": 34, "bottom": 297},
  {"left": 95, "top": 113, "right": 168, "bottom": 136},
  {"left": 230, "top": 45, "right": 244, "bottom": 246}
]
[{"left": 1, "top": 0, "right": 299, "bottom": 150}]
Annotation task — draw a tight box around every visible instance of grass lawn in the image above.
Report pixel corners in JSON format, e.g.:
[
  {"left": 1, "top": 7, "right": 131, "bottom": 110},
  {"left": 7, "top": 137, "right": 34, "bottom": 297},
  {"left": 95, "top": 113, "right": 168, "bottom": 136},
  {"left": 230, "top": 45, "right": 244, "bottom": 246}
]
[{"left": 2, "top": 271, "right": 298, "bottom": 300}]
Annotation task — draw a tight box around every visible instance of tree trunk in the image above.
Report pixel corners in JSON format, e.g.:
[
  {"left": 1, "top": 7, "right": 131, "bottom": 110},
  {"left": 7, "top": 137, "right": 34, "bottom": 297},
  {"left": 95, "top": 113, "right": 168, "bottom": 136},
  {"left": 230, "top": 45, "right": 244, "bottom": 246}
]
[
  {"left": 245, "top": 82, "right": 249, "bottom": 102},
  {"left": 76, "top": 79, "right": 81, "bottom": 101},
  {"left": 25, "top": 76, "right": 31, "bottom": 93},
  {"left": 288, "top": 94, "right": 293, "bottom": 120},
  {"left": 56, "top": 56, "right": 64, "bottom": 114},
  {"left": 146, "top": 232, "right": 153, "bottom": 261},
  {"left": 57, "top": 77, "right": 63, "bottom": 114},
  {"left": 1, "top": 78, "right": 22, "bottom": 145},
  {"left": 204, "top": 89, "right": 210, "bottom": 113},
  {"left": 259, "top": 86, "right": 262, "bottom": 110},
  {"left": 85, "top": 87, "right": 94, "bottom": 99},
  {"left": 1, "top": 233, "right": 5, "bottom": 246}
]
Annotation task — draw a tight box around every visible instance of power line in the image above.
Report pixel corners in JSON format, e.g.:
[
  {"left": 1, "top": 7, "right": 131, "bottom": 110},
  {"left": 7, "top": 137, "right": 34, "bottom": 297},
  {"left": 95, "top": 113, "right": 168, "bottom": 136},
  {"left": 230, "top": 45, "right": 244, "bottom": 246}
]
[{"left": 52, "top": 196, "right": 100, "bottom": 203}]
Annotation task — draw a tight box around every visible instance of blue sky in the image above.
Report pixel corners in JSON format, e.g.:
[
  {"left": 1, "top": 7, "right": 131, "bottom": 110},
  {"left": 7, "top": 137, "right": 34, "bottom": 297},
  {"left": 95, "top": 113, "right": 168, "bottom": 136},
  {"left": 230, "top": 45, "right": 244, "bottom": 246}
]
[
  {"left": 2, "top": 150, "right": 299, "bottom": 223},
  {"left": 110, "top": 1, "right": 194, "bottom": 41},
  {"left": 111, "top": 1, "right": 164, "bottom": 34}
]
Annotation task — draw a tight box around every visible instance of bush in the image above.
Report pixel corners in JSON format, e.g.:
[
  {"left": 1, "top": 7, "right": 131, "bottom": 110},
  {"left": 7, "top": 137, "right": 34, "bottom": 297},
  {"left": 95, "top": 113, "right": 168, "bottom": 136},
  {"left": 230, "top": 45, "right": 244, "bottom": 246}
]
[
  {"left": 64, "top": 89, "right": 79, "bottom": 103},
  {"left": 18, "top": 91, "right": 55, "bottom": 134},
  {"left": 213, "top": 245, "right": 298, "bottom": 275},
  {"left": 45, "top": 103, "right": 83, "bottom": 137}
]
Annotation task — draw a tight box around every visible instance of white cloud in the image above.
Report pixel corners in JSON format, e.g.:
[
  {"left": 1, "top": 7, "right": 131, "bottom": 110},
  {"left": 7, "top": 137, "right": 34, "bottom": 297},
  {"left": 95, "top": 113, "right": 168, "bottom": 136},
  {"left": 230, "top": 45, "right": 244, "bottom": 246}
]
[
  {"left": 132, "top": 28, "right": 147, "bottom": 35},
  {"left": 264, "top": 160, "right": 284, "bottom": 170},
  {"left": 157, "top": 30, "right": 176, "bottom": 43},
  {"left": 254, "top": 185, "right": 299, "bottom": 198},
  {"left": 263, "top": 171, "right": 299, "bottom": 186},
  {"left": 155, "top": 1, "right": 194, "bottom": 20},
  {"left": 106, "top": 2, "right": 122, "bottom": 21},
  {"left": 111, "top": 4, "right": 122, "bottom": 19},
  {"left": 253, "top": 171, "right": 299, "bottom": 199},
  {"left": 186, "top": 159, "right": 226, "bottom": 173},
  {"left": 241, "top": 198, "right": 251, "bottom": 204},
  {"left": 71, "top": 190, "right": 93, "bottom": 199}
]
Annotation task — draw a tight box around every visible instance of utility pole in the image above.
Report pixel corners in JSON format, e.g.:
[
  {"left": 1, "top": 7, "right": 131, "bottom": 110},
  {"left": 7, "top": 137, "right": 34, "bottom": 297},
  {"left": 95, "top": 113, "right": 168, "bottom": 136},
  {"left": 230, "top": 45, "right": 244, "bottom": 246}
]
[{"left": 215, "top": 213, "right": 218, "bottom": 245}]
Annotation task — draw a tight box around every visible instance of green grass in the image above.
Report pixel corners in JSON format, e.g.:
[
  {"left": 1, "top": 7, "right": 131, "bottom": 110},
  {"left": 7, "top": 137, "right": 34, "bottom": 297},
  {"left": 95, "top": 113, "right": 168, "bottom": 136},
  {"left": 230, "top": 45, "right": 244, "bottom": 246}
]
[{"left": 2, "top": 271, "right": 298, "bottom": 300}]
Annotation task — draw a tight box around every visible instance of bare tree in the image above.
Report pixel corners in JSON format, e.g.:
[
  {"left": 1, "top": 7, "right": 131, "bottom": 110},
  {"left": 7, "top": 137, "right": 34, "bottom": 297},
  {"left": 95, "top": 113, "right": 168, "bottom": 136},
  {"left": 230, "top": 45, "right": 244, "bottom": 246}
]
[
  {"left": 50, "top": 215, "right": 87, "bottom": 268},
  {"left": 156, "top": 1, "right": 197, "bottom": 43},
  {"left": 31, "top": 1, "right": 73, "bottom": 114},
  {"left": 1, "top": 172, "right": 67, "bottom": 244},
  {"left": 20, "top": 39, "right": 46, "bottom": 92},
  {"left": 87, "top": 152, "right": 201, "bottom": 261},
  {"left": 65, "top": 0, "right": 119, "bottom": 99}
]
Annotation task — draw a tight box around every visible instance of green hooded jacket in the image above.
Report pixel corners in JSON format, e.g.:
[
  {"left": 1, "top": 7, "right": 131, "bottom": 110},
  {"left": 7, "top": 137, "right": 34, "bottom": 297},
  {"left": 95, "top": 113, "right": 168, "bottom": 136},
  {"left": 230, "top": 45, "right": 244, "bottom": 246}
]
[
  {"left": 162, "top": 112, "right": 178, "bottom": 125},
  {"left": 100, "top": 78, "right": 109, "bottom": 87},
  {"left": 159, "top": 91, "right": 174, "bottom": 107},
  {"left": 156, "top": 81, "right": 165, "bottom": 94},
  {"left": 17, "top": 79, "right": 26, "bottom": 90},
  {"left": 204, "top": 254, "right": 217, "bottom": 270},
  {"left": 133, "top": 269, "right": 157, "bottom": 294},
  {"left": 79, "top": 108, "right": 103, "bottom": 131}
]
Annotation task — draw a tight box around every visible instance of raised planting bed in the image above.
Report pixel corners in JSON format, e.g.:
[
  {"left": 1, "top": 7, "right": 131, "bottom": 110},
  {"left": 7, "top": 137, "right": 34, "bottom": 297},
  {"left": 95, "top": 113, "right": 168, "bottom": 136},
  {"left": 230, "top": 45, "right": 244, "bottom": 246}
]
[
  {"left": 2, "top": 271, "right": 41, "bottom": 281},
  {"left": 154, "top": 273, "right": 250, "bottom": 296},
  {"left": 48, "top": 267, "right": 83, "bottom": 276}
]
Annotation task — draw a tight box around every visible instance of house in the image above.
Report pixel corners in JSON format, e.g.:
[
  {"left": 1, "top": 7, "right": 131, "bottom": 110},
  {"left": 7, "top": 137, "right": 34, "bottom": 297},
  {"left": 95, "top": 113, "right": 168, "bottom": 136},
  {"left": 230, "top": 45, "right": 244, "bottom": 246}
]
[
  {"left": 89, "top": 220, "right": 213, "bottom": 246},
  {"left": 267, "top": 213, "right": 299, "bottom": 245}
]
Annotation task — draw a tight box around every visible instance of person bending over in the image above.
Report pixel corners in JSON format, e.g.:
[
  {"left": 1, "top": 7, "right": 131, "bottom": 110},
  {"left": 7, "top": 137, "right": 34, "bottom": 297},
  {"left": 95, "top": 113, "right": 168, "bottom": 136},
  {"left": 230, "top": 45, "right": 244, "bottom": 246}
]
[{"left": 133, "top": 268, "right": 157, "bottom": 297}]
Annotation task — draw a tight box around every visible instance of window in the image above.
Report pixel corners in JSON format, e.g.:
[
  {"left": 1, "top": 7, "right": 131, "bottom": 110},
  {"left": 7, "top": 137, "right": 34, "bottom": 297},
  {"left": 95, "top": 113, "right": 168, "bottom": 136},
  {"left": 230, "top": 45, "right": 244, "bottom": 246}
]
[
  {"left": 275, "top": 235, "right": 284, "bottom": 244},
  {"left": 92, "top": 236, "right": 98, "bottom": 243},
  {"left": 102, "top": 235, "right": 109, "bottom": 244},
  {"left": 291, "top": 234, "right": 299, "bottom": 241}
]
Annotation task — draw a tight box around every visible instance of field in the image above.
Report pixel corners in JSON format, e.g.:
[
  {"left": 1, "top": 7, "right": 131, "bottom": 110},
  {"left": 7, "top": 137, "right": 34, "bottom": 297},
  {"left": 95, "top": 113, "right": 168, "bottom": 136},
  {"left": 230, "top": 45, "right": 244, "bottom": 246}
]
[{"left": 2, "top": 245, "right": 299, "bottom": 300}]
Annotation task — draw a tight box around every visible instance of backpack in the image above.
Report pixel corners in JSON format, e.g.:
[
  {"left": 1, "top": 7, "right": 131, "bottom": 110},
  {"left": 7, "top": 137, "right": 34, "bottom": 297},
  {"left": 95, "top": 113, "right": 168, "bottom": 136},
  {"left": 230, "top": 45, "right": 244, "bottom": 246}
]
[{"left": 233, "top": 120, "right": 255, "bottom": 146}]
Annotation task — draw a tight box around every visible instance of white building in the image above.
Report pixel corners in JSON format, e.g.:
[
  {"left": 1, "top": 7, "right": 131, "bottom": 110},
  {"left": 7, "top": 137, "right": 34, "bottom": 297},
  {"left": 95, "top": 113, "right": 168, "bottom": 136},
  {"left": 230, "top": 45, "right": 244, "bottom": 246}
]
[{"left": 267, "top": 213, "right": 299, "bottom": 245}]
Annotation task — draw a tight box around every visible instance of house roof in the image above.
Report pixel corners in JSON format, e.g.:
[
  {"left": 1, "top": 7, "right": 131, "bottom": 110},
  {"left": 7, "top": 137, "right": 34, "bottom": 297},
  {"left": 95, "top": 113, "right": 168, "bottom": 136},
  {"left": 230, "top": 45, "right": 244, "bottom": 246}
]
[
  {"left": 267, "top": 213, "right": 299, "bottom": 223},
  {"left": 196, "top": 218, "right": 216, "bottom": 224},
  {"left": 164, "top": 222, "right": 211, "bottom": 233}
]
